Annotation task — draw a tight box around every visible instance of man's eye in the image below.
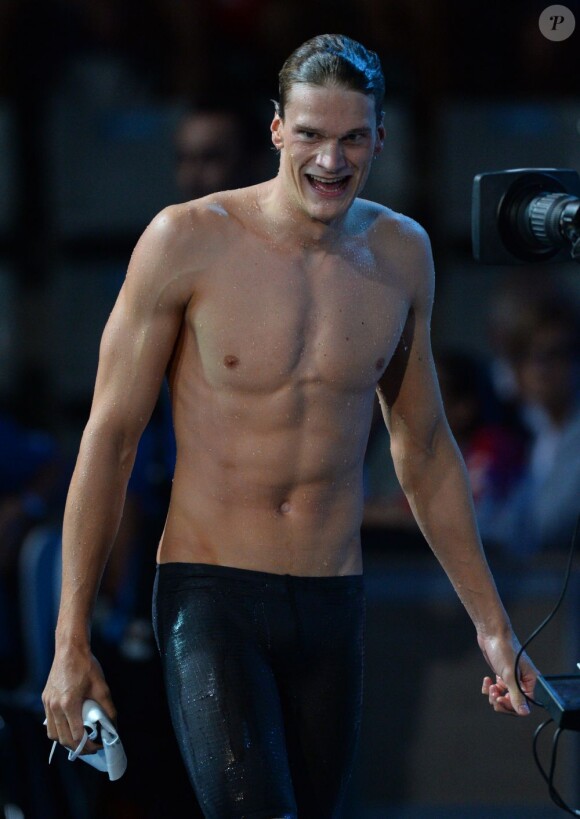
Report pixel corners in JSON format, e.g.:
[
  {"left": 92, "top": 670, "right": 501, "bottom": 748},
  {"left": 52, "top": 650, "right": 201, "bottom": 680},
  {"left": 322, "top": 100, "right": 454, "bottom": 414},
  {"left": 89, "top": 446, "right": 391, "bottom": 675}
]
[
  {"left": 299, "top": 131, "right": 317, "bottom": 140},
  {"left": 344, "top": 133, "right": 363, "bottom": 143}
]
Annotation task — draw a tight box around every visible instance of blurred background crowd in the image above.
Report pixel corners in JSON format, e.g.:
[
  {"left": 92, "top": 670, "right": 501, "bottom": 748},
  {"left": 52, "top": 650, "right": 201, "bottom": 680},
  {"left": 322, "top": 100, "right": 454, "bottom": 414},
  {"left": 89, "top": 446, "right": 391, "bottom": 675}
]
[{"left": 0, "top": 0, "right": 579, "bottom": 817}]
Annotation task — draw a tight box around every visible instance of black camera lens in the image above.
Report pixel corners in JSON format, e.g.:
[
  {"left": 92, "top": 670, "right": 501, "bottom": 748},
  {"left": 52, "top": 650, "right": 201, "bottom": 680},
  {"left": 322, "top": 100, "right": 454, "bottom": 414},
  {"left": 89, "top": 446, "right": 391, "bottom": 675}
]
[{"left": 473, "top": 169, "right": 580, "bottom": 264}]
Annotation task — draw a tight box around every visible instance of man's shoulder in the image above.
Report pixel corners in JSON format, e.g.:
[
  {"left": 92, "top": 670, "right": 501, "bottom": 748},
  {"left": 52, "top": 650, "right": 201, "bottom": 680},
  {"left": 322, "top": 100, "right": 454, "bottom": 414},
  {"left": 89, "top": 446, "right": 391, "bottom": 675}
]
[
  {"left": 355, "top": 198, "right": 430, "bottom": 250},
  {"left": 158, "top": 186, "right": 263, "bottom": 242},
  {"left": 354, "top": 200, "right": 434, "bottom": 301},
  {"left": 152, "top": 195, "right": 237, "bottom": 236},
  {"left": 137, "top": 192, "right": 250, "bottom": 270}
]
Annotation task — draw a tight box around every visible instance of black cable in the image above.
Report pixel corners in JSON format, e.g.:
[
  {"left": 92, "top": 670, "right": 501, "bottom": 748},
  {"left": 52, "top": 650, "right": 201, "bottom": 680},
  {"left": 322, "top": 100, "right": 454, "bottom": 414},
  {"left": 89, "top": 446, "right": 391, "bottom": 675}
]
[
  {"left": 532, "top": 718, "right": 580, "bottom": 816},
  {"left": 524, "top": 515, "right": 580, "bottom": 816},
  {"left": 515, "top": 514, "right": 580, "bottom": 707},
  {"left": 548, "top": 728, "right": 567, "bottom": 812},
  {"left": 532, "top": 718, "right": 554, "bottom": 786}
]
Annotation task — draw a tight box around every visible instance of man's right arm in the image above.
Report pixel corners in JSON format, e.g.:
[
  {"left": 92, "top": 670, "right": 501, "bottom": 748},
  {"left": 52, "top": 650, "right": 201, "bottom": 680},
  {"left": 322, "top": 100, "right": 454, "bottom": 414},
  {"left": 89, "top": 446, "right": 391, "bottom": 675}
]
[{"left": 42, "top": 205, "right": 195, "bottom": 752}]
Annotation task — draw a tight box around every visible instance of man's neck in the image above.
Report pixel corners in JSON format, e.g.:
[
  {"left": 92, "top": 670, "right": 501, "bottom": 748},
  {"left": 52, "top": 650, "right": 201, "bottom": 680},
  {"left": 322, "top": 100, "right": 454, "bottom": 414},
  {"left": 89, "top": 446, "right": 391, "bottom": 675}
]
[{"left": 258, "top": 178, "right": 353, "bottom": 251}]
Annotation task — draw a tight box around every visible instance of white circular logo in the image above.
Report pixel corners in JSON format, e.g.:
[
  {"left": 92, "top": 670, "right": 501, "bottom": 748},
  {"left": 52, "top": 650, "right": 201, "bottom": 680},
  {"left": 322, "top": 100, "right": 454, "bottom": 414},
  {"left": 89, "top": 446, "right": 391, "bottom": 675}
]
[{"left": 539, "top": 5, "right": 576, "bottom": 40}]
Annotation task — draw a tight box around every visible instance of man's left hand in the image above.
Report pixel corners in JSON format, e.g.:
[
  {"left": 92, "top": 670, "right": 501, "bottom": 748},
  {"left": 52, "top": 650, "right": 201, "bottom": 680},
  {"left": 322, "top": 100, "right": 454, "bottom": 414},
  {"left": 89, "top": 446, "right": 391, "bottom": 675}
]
[{"left": 478, "top": 633, "right": 538, "bottom": 716}]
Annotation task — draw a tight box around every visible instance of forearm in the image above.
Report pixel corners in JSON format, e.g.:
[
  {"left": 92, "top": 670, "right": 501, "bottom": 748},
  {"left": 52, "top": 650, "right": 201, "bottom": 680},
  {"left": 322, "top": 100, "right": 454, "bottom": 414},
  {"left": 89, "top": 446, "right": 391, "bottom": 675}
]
[
  {"left": 393, "top": 427, "right": 511, "bottom": 637},
  {"left": 55, "top": 423, "right": 137, "bottom": 648}
]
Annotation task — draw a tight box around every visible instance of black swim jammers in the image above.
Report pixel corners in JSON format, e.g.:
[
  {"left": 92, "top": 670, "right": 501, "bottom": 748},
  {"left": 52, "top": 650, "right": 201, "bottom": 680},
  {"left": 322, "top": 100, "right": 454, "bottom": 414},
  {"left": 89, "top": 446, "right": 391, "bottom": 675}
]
[{"left": 153, "top": 562, "right": 365, "bottom": 819}]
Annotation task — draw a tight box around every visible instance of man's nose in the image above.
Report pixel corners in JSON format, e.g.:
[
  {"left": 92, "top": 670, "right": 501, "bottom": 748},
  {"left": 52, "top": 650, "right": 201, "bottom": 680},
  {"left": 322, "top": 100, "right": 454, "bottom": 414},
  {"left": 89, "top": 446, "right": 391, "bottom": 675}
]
[{"left": 316, "top": 140, "right": 346, "bottom": 171}]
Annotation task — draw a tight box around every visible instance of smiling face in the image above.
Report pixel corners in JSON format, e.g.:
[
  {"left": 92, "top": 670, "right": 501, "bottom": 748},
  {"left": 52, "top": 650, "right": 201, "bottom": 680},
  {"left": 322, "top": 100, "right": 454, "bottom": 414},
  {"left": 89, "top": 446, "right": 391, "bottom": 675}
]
[{"left": 271, "top": 83, "right": 384, "bottom": 225}]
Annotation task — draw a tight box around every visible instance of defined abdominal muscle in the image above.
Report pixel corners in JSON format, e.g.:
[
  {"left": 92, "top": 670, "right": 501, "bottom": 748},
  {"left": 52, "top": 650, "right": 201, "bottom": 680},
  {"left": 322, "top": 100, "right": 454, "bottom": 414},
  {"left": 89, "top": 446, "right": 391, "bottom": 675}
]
[
  {"left": 175, "top": 378, "right": 373, "bottom": 484},
  {"left": 161, "top": 377, "right": 372, "bottom": 570},
  {"left": 175, "top": 415, "right": 365, "bottom": 501},
  {"left": 160, "top": 453, "right": 364, "bottom": 573},
  {"left": 173, "top": 445, "right": 362, "bottom": 517}
]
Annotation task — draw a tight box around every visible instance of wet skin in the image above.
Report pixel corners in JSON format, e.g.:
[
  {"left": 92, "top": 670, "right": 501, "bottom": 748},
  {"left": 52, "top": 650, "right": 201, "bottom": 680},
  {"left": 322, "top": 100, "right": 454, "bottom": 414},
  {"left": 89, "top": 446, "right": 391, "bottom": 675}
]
[{"left": 161, "top": 193, "right": 411, "bottom": 575}]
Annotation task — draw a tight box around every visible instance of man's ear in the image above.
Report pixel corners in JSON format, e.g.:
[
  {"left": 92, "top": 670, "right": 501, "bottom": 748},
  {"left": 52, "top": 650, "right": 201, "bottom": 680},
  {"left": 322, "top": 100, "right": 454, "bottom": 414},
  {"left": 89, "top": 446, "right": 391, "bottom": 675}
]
[
  {"left": 271, "top": 114, "right": 284, "bottom": 151},
  {"left": 374, "top": 122, "right": 386, "bottom": 157}
]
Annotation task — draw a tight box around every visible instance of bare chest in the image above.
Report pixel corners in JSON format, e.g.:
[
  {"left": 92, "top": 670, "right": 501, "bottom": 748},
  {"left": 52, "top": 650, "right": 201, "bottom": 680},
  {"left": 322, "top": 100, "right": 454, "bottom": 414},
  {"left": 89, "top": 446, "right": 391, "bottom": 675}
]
[{"left": 189, "top": 248, "right": 410, "bottom": 393}]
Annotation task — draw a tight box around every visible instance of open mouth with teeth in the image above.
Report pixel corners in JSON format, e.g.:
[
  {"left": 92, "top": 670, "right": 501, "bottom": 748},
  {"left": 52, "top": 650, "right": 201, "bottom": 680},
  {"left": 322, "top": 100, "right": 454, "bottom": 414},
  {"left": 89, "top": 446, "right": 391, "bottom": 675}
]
[{"left": 305, "top": 174, "right": 351, "bottom": 197}]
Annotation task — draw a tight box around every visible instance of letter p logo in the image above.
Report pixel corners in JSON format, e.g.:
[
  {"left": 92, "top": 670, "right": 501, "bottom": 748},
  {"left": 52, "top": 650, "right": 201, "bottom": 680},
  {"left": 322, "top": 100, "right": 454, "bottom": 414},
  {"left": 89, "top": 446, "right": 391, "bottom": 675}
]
[{"left": 539, "top": 5, "right": 576, "bottom": 40}]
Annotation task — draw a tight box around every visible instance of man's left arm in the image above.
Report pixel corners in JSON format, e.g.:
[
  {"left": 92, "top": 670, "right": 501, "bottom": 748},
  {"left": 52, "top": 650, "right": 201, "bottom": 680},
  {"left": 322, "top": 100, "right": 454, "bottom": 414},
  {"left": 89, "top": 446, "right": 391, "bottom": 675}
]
[{"left": 377, "top": 220, "right": 537, "bottom": 716}]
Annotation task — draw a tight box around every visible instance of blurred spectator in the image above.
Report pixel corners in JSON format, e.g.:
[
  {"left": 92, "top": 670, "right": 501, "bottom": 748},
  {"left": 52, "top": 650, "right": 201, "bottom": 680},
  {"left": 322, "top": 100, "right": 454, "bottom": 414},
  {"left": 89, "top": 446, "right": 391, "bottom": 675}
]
[
  {"left": 0, "top": 411, "right": 68, "bottom": 685},
  {"left": 363, "top": 350, "right": 527, "bottom": 547},
  {"left": 0, "top": 414, "right": 65, "bottom": 550},
  {"left": 435, "top": 350, "right": 527, "bottom": 528},
  {"left": 175, "top": 99, "right": 274, "bottom": 202},
  {"left": 363, "top": 399, "right": 412, "bottom": 534},
  {"left": 490, "top": 291, "right": 580, "bottom": 557},
  {"left": 486, "top": 270, "right": 559, "bottom": 413}
]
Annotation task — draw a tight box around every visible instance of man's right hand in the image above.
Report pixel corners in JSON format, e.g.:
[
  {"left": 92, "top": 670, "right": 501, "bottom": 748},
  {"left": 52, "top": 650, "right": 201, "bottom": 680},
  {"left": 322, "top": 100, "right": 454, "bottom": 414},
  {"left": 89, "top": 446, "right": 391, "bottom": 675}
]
[{"left": 42, "top": 646, "right": 116, "bottom": 755}]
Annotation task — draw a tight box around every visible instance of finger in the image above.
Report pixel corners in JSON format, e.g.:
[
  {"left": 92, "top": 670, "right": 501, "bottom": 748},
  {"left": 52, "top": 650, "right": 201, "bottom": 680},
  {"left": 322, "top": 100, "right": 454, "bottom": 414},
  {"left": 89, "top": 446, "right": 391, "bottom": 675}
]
[
  {"left": 488, "top": 684, "right": 512, "bottom": 710},
  {"left": 43, "top": 698, "right": 75, "bottom": 749},
  {"left": 482, "top": 676, "right": 493, "bottom": 694},
  {"left": 97, "top": 694, "right": 117, "bottom": 727},
  {"left": 519, "top": 662, "right": 540, "bottom": 700},
  {"left": 487, "top": 682, "right": 504, "bottom": 703},
  {"left": 46, "top": 706, "right": 103, "bottom": 755},
  {"left": 77, "top": 692, "right": 117, "bottom": 754},
  {"left": 489, "top": 678, "right": 508, "bottom": 699},
  {"left": 46, "top": 694, "right": 86, "bottom": 749},
  {"left": 44, "top": 710, "right": 58, "bottom": 743},
  {"left": 490, "top": 682, "right": 529, "bottom": 716},
  {"left": 80, "top": 738, "right": 103, "bottom": 755},
  {"left": 48, "top": 707, "right": 81, "bottom": 750},
  {"left": 488, "top": 686, "right": 516, "bottom": 715},
  {"left": 506, "top": 684, "right": 531, "bottom": 716},
  {"left": 497, "top": 670, "right": 531, "bottom": 716},
  {"left": 492, "top": 698, "right": 518, "bottom": 715}
]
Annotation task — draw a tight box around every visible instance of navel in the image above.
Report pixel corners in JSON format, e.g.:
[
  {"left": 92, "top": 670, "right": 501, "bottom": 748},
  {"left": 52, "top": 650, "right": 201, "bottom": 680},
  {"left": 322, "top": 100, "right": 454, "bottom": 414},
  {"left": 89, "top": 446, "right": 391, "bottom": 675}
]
[
  {"left": 278, "top": 501, "right": 291, "bottom": 515},
  {"left": 224, "top": 355, "right": 240, "bottom": 369}
]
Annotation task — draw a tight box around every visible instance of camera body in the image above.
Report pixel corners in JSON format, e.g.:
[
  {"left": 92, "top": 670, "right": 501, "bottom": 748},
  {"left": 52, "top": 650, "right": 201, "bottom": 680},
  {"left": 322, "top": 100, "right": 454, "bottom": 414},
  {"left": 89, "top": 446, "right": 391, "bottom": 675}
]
[{"left": 472, "top": 168, "right": 580, "bottom": 263}]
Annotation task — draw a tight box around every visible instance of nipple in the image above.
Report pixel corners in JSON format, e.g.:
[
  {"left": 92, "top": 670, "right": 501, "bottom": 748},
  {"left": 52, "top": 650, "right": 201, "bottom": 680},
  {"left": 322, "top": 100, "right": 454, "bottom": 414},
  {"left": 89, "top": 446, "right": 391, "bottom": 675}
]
[
  {"left": 224, "top": 355, "right": 240, "bottom": 369},
  {"left": 375, "top": 357, "right": 385, "bottom": 370}
]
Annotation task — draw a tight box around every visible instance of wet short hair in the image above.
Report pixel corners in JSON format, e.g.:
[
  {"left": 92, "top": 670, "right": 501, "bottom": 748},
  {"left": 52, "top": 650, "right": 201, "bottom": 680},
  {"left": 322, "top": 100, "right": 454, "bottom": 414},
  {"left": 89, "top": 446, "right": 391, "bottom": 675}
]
[{"left": 277, "top": 34, "right": 385, "bottom": 125}]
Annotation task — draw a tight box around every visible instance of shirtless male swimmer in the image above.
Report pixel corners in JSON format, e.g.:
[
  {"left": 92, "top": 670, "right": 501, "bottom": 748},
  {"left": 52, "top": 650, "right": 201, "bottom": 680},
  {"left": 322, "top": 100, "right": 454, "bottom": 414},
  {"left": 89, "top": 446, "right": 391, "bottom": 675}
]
[{"left": 43, "top": 34, "right": 538, "bottom": 819}]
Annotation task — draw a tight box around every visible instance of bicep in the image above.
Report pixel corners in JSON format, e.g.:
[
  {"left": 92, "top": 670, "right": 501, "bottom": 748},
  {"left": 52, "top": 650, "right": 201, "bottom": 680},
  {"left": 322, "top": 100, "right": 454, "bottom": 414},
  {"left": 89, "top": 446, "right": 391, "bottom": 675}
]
[
  {"left": 88, "top": 211, "right": 190, "bottom": 440},
  {"left": 378, "top": 311, "right": 444, "bottom": 447},
  {"left": 91, "top": 290, "right": 182, "bottom": 438},
  {"left": 377, "top": 228, "right": 446, "bottom": 450}
]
